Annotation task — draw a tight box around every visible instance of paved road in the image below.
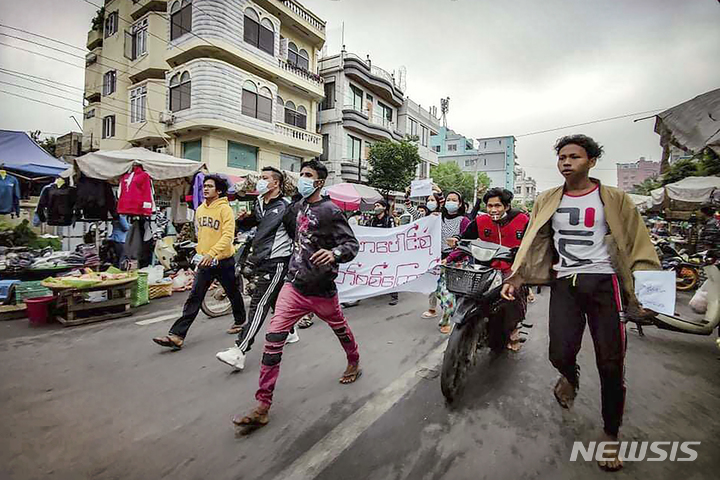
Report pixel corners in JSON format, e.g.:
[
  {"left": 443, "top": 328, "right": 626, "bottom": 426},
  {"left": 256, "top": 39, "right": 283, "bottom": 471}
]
[{"left": 1, "top": 290, "right": 719, "bottom": 480}]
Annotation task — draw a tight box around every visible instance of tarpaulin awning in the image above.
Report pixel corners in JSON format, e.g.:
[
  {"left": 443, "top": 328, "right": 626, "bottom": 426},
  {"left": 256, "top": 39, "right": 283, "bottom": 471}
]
[
  {"left": 654, "top": 88, "right": 720, "bottom": 157},
  {"left": 67, "top": 147, "right": 206, "bottom": 181},
  {"left": 0, "top": 130, "right": 69, "bottom": 178}
]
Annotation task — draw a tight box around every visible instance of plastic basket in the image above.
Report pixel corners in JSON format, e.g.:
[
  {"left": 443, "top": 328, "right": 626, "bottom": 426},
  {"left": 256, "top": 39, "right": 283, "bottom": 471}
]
[
  {"left": 131, "top": 272, "right": 149, "bottom": 307},
  {"left": 15, "top": 281, "right": 52, "bottom": 304},
  {"left": 443, "top": 265, "right": 494, "bottom": 297},
  {"left": 148, "top": 280, "right": 173, "bottom": 300}
]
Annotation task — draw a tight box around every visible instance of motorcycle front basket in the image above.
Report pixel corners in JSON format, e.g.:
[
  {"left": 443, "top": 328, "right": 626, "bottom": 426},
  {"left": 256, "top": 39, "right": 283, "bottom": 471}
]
[{"left": 443, "top": 265, "right": 494, "bottom": 297}]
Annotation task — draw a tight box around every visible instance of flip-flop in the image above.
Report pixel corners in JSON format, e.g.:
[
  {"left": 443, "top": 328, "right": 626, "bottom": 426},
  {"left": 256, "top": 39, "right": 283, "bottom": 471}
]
[
  {"left": 553, "top": 377, "right": 576, "bottom": 409},
  {"left": 340, "top": 367, "right": 362, "bottom": 384},
  {"left": 421, "top": 311, "right": 438, "bottom": 319}
]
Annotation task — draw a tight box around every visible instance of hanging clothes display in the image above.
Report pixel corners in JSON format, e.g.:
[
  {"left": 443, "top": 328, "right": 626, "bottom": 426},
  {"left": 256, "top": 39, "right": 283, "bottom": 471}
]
[
  {"left": 0, "top": 172, "right": 21, "bottom": 216},
  {"left": 75, "top": 175, "right": 118, "bottom": 221},
  {"left": 118, "top": 166, "right": 155, "bottom": 216},
  {"left": 36, "top": 182, "right": 77, "bottom": 226},
  {"left": 192, "top": 172, "right": 205, "bottom": 210},
  {"left": 123, "top": 218, "right": 154, "bottom": 268},
  {"left": 171, "top": 183, "right": 194, "bottom": 223}
]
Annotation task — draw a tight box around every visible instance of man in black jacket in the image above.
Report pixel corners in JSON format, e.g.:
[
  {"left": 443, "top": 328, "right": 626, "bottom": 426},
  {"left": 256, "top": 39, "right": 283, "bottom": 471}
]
[
  {"left": 232, "top": 160, "right": 361, "bottom": 434},
  {"left": 216, "top": 167, "right": 299, "bottom": 371}
]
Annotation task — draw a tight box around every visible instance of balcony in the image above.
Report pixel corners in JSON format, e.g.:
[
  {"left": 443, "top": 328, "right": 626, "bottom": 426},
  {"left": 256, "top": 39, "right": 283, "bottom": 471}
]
[
  {"left": 87, "top": 28, "right": 103, "bottom": 50},
  {"left": 340, "top": 159, "right": 369, "bottom": 183},
  {"left": 278, "top": 58, "right": 323, "bottom": 89},
  {"left": 342, "top": 105, "right": 403, "bottom": 142},
  {"left": 342, "top": 53, "right": 404, "bottom": 107},
  {"left": 275, "top": 122, "right": 322, "bottom": 151},
  {"left": 131, "top": 0, "right": 167, "bottom": 20},
  {"left": 253, "top": 0, "right": 326, "bottom": 46}
]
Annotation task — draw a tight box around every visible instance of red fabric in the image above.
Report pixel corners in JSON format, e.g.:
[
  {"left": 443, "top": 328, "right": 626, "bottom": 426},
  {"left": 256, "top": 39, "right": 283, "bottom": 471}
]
[
  {"left": 117, "top": 166, "right": 154, "bottom": 216},
  {"left": 475, "top": 212, "right": 530, "bottom": 272}
]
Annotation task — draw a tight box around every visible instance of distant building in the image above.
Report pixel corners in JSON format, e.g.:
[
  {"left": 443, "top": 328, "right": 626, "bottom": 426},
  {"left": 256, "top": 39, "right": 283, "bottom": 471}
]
[
  {"left": 514, "top": 167, "right": 537, "bottom": 204},
  {"left": 616, "top": 157, "right": 661, "bottom": 192},
  {"left": 55, "top": 132, "right": 83, "bottom": 159},
  {"left": 431, "top": 128, "right": 516, "bottom": 191}
]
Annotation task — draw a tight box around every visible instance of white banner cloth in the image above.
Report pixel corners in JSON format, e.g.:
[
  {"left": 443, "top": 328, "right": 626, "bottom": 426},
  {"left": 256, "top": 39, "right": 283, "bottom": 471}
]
[{"left": 337, "top": 215, "right": 441, "bottom": 302}]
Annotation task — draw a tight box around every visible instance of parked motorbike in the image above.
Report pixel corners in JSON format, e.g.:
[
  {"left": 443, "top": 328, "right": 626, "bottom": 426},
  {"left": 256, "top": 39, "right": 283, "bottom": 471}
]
[
  {"left": 440, "top": 240, "right": 523, "bottom": 403},
  {"left": 629, "top": 265, "right": 720, "bottom": 350},
  {"left": 653, "top": 238, "right": 701, "bottom": 291},
  {"left": 199, "top": 231, "right": 256, "bottom": 318}
]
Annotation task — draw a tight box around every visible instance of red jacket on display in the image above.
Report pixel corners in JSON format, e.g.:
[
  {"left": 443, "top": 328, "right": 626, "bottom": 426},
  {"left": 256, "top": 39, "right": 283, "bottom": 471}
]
[{"left": 117, "top": 166, "right": 155, "bottom": 216}]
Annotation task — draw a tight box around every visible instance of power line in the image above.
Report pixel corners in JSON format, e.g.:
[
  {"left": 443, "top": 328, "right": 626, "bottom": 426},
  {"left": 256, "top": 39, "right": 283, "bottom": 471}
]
[
  {"left": 0, "top": 23, "right": 87, "bottom": 52},
  {"left": 0, "top": 67, "right": 84, "bottom": 91},
  {"left": 516, "top": 109, "right": 666, "bottom": 138},
  {"left": 0, "top": 69, "right": 82, "bottom": 96},
  {"left": 0, "top": 89, "right": 84, "bottom": 115},
  {"left": 0, "top": 41, "right": 83, "bottom": 69},
  {"left": 0, "top": 79, "right": 82, "bottom": 104}
]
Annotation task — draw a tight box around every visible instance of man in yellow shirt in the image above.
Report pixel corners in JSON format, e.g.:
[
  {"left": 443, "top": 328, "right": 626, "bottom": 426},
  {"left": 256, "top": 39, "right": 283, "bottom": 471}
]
[{"left": 154, "top": 175, "right": 245, "bottom": 349}]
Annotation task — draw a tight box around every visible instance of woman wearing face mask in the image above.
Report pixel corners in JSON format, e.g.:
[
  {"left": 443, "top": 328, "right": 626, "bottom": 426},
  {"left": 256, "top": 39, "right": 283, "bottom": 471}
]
[{"left": 434, "top": 191, "right": 471, "bottom": 333}]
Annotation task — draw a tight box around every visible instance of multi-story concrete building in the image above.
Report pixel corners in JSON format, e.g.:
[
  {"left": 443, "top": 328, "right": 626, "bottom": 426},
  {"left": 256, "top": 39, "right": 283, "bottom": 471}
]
[
  {"left": 431, "top": 127, "right": 517, "bottom": 191},
  {"left": 616, "top": 156, "right": 661, "bottom": 192},
  {"left": 83, "top": 0, "right": 326, "bottom": 177},
  {"left": 318, "top": 51, "right": 439, "bottom": 184},
  {"left": 514, "top": 166, "right": 537, "bottom": 204}
]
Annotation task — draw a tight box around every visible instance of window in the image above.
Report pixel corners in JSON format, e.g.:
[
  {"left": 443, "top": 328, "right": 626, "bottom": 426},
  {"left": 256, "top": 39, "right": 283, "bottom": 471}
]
[
  {"left": 241, "top": 81, "right": 272, "bottom": 123},
  {"left": 420, "top": 125, "right": 428, "bottom": 147},
  {"left": 288, "top": 42, "right": 309, "bottom": 70},
  {"left": 378, "top": 102, "right": 392, "bottom": 124},
  {"left": 320, "top": 134, "right": 329, "bottom": 162},
  {"left": 281, "top": 153, "right": 303, "bottom": 172},
  {"left": 346, "top": 135, "right": 362, "bottom": 160},
  {"left": 448, "top": 144, "right": 457, "bottom": 151},
  {"left": 434, "top": 145, "right": 441, "bottom": 152},
  {"left": 349, "top": 84, "right": 363, "bottom": 111},
  {"left": 130, "top": 85, "right": 147, "bottom": 123},
  {"left": 465, "top": 159, "right": 476, "bottom": 167},
  {"left": 104, "top": 11, "right": 118, "bottom": 38},
  {"left": 227, "top": 141, "right": 258, "bottom": 170},
  {"left": 321, "top": 82, "right": 335, "bottom": 110},
  {"left": 182, "top": 139, "right": 202, "bottom": 161},
  {"left": 284, "top": 101, "right": 307, "bottom": 129},
  {"left": 125, "top": 18, "right": 148, "bottom": 60},
  {"left": 102, "top": 115, "right": 115, "bottom": 138},
  {"left": 102, "top": 71, "right": 116, "bottom": 96},
  {"left": 409, "top": 118, "right": 418, "bottom": 137},
  {"left": 170, "top": 71, "right": 191, "bottom": 112},
  {"left": 170, "top": 0, "right": 192, "bottom": 41},
  {"left": 243, "top": 9, "right": 274, "bottom": 55},
  {"left": 85, "top": 109, "right": 95, "bottom": 119}
]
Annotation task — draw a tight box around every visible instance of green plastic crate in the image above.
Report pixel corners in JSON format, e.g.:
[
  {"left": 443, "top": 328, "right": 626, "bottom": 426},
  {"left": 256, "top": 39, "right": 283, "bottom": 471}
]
[
  {"left": 15, "top": 281, "right": 52, "bottom": 304},
  {"left": 130, "top": 272, "right": 149, "bottom": 308}
]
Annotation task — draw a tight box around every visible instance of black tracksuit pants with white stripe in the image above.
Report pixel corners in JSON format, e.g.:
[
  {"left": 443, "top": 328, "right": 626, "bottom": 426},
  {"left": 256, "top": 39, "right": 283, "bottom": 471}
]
[
  {"left": 235, "top": 258, "right": 290, "bottom": 353},
  {"left": 549, "top": 273, "right": 627, "bottom": 437}
]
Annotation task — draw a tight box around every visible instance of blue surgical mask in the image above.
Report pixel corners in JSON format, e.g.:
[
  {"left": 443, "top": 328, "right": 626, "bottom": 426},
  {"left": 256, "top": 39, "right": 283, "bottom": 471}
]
[
  {"left": 427, "top": 201, "right": 437, "bottom": 212},
  {"left": 256, "top": 179, "right": 269, "bottom": 195},
  {"left": 298, "top": 177, "right": 318, "bottom": 198},
  {"left": 445, "top": 201, "right": 459, "bottom": 214}
]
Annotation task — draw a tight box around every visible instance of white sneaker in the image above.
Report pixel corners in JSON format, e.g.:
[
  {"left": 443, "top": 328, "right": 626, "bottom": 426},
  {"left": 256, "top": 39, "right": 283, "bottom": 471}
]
[
  {"left": 286, "top": 329, "right": 300, "bottom": 344},
  {"left": 215, "top": 346, "right": 246, "bottom": 370}
]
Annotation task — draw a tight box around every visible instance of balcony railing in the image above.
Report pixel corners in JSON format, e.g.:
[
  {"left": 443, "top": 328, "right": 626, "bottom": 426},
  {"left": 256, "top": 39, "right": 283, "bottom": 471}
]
[
  {"left": 276, "top": 122, "right": 322, "bottom": 147},
  {"left": 343, "top": 53, "right": 401, "bottom": 89},
  {"left": 280, "top": 0, "right": 326, "bottom": 33},
  {"left": 343, "top": 104, "right": 397, "bottom": 132},
  {"left": 278, "top": 58, "right": 323, "bottom": 87}
]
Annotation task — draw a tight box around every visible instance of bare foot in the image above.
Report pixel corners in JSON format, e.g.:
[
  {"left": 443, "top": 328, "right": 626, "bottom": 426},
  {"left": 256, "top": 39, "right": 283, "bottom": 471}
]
[
  {"left": 340, "top": 363, "right": 362, "bottom": 384},
  {"left": 597, "top": 432, "right": 623, "bottom": 471}
]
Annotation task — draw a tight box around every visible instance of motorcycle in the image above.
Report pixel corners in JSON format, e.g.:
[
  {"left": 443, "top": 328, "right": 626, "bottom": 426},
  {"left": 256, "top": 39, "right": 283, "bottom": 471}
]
[
  {"left": 199, "top": 230, "right": 256, "bottom": 318},
  {"left": 440, "top": 240, "right": 520, "bottom": 403},
  {"left": 629, "top": 265, "right": 720, "bottom": 350},
  {"left": 653, "top": 238, "right": 701, "bottom": 291}
]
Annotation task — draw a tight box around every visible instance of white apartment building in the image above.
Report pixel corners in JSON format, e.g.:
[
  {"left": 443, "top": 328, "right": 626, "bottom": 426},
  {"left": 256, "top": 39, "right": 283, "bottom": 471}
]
[
  {"left": 514, "top": 166, "right": 537, "bottom": 204},
  {"left": 318, "top": 51, "right": 439, "bottom": 184},
  {"left": 83, "top": 0, "right": 326, "bottom": 177}
]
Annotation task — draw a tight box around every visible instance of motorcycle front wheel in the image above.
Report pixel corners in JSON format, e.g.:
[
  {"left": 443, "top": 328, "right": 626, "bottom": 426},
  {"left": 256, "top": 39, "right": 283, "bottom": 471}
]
[
  {"left": 440, "top": 319, "right": 485, "bottom": 403},
  {"left": 200, "top": 278, "right": 242, "bottom": 318}
]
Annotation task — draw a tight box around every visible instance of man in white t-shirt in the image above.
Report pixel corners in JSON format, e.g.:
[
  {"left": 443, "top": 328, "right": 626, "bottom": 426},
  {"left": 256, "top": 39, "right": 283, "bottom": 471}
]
[{"left": 501, "top": 134, "right": 660, "bottom": 472}]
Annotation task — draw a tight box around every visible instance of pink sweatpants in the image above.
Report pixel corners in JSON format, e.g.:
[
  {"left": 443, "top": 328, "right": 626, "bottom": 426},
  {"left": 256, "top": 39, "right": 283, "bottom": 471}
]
[{"left": 255, "top": 283, "right": 360, "bottom": 408}]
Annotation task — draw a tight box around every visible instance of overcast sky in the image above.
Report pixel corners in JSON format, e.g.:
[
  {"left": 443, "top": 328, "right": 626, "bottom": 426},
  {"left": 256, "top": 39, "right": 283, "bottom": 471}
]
[{"left": 1, "top": 0, "right": 719, "bottom": 190}]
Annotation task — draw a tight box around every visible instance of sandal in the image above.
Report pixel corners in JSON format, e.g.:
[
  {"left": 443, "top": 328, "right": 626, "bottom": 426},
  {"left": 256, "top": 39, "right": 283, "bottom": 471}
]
[
  {"left": 597, "top": 436, "right": 624, "bottom": 471},
  {"left": 421, "top": 310, "right": 438, "bottom": 319},
  {"left": 226, "top": 324, "right": 243, "bottom": 335},
  {"left": 152, "top": 334, "right": 183, "bottom": 350},
  {"left": 297, "top": 315, "right": 314, "bottom": 329},
  {"left": 439, "top": 324, "right": 452, "bottom": 335},
  {"left": 553, "top": 376, "right": 577, "bottom": 409},
  {"left": 340, "top": 364, "right": 362, "bottom": 384},
  {"left": 232, "top": 407, "right": 269, "bottom": 436}
]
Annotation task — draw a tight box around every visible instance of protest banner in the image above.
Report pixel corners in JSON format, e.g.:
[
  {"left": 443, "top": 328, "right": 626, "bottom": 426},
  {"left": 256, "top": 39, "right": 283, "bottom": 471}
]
[{"left": 337, "top": 215, "right": 441, "bottom": 302}]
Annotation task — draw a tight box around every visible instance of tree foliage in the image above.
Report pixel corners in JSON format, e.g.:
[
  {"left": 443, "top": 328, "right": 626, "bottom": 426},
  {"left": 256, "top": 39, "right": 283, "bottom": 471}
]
[
  {"left": 29, "top": 130, "right": 57, "bottom": 157},
  {"left": 430, "top": 162, "right": 491, "bottom": 201},
  {"left": 661, "top": 158, "right": 700, "bottom": 185},
  {"left": 367, "top": 138, "right": 422, "bottom": 197},
  {"left": 631, "top": 176, "right": 662, "bottom": 195}
]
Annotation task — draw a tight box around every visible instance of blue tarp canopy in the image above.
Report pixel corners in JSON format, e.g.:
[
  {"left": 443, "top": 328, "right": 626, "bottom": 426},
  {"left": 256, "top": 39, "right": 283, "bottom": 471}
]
[{"left": 0, "top": 130, "right": 69, "bottom": 178}]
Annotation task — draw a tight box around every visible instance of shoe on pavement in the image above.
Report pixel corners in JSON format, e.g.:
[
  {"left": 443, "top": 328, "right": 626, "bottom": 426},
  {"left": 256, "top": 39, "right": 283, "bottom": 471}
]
[
  {"left": 389, "top": 298, "right": 398, "bottom": 306},
  {"left": 286, "top": 329, "right": 300, "bottom": 344},
  {"left": 216, "top": 346, "right": 246, "bottom": 370},
  {"left": 153, "top": 334, "right": 184, "bottom": 349},
  {"left": 226, "top": 324, "right": 243, "bottom": 335}
]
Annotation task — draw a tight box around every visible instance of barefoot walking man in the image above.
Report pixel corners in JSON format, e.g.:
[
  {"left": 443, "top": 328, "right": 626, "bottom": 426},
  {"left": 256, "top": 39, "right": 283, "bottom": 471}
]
[
  {"left": 233, "top": 160, "right": 361, "bottom": 434},
  {"left": 501, "top": 135, "right": 660, "bottom": 471}
]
